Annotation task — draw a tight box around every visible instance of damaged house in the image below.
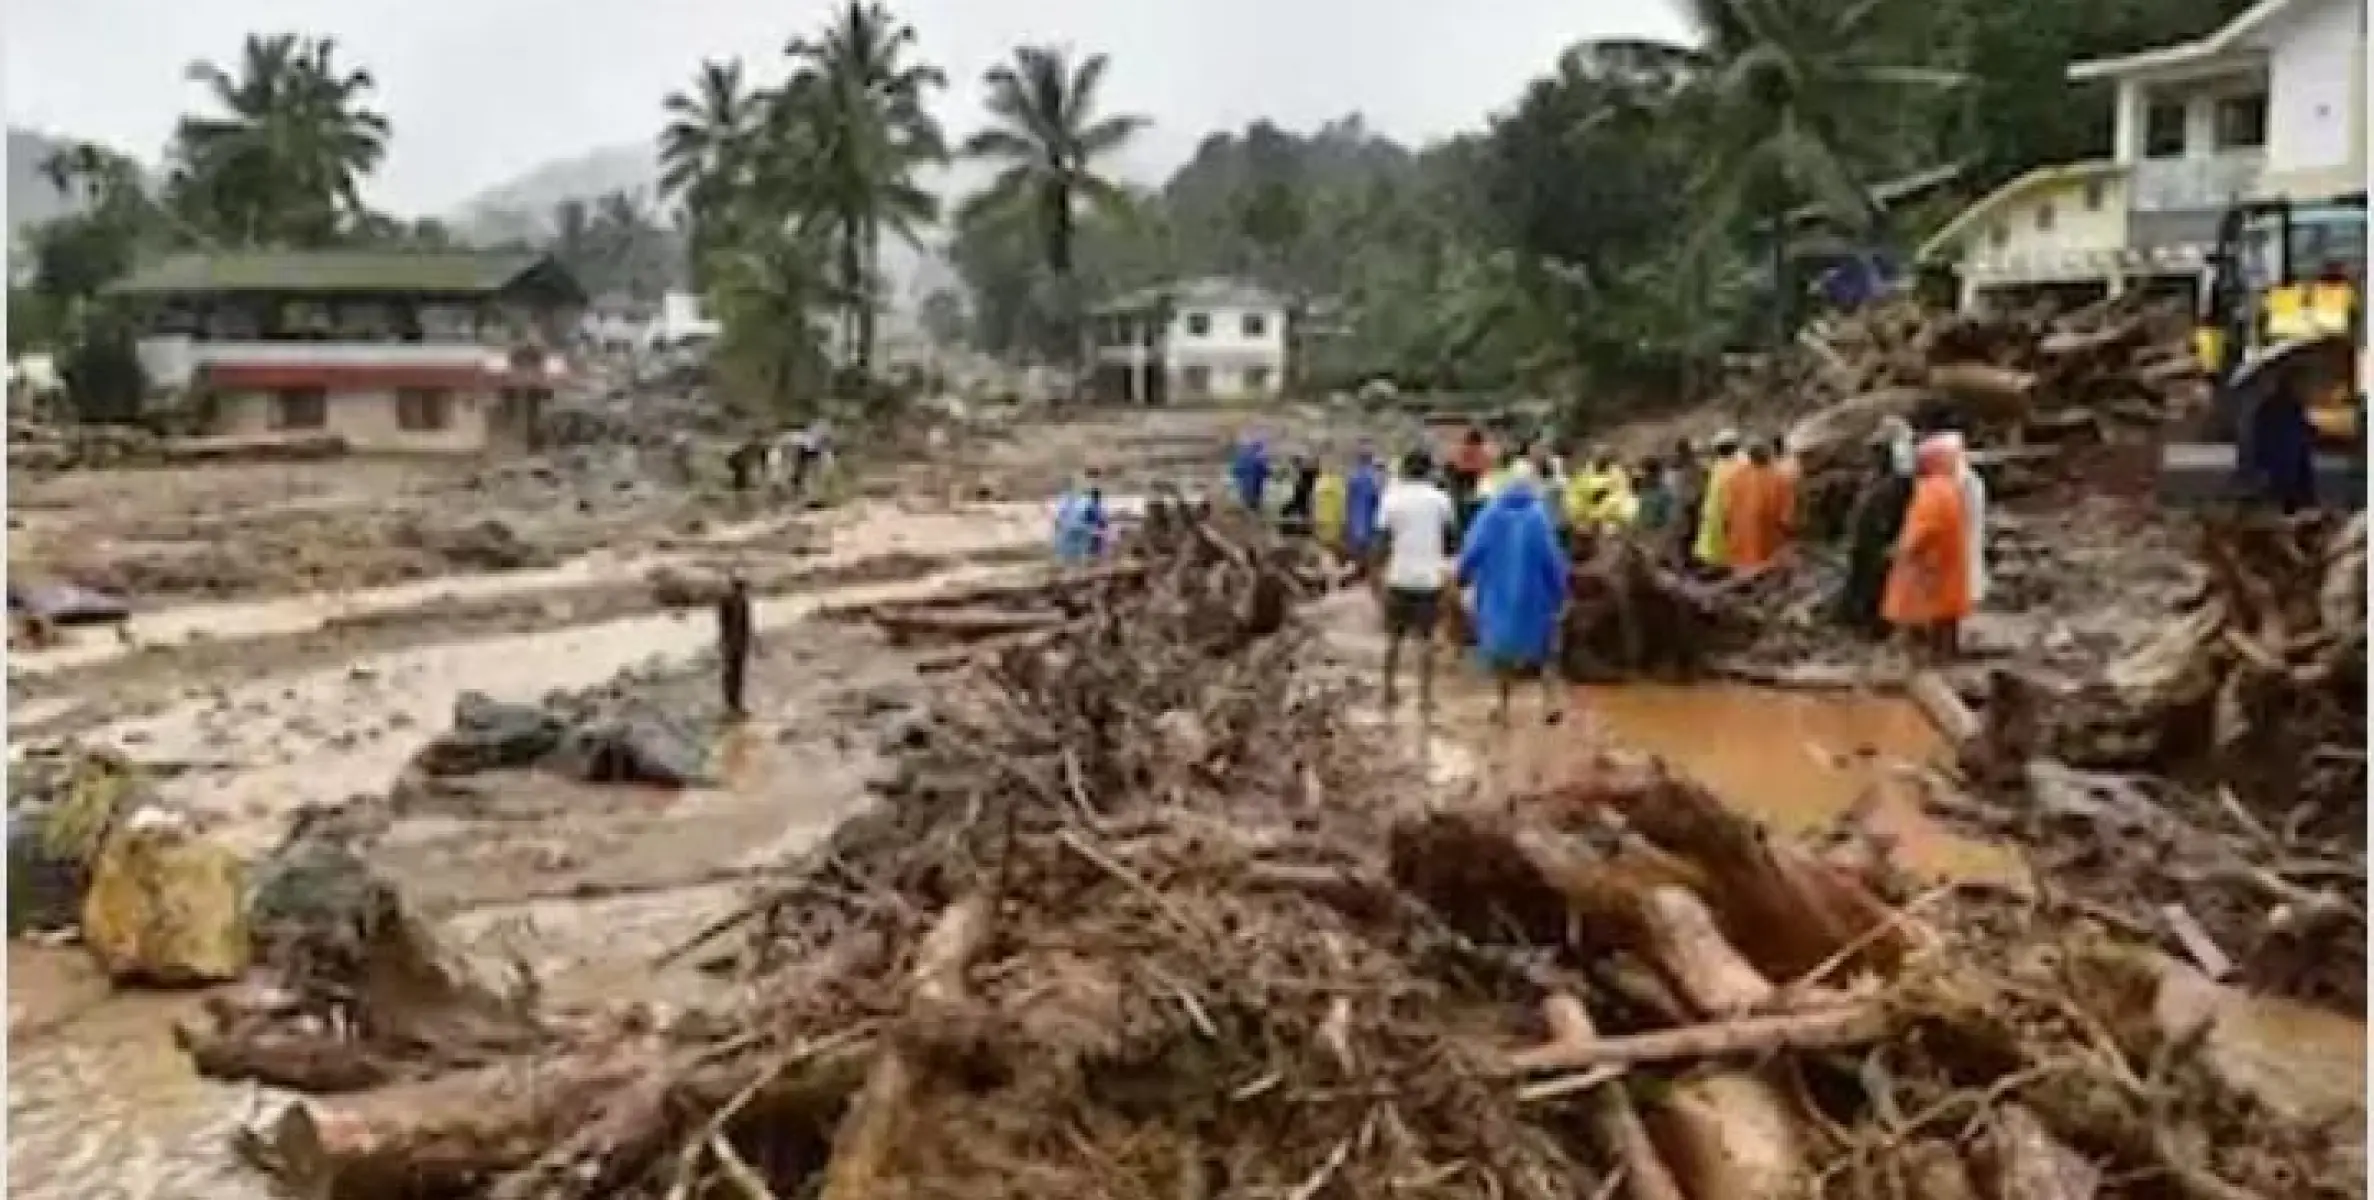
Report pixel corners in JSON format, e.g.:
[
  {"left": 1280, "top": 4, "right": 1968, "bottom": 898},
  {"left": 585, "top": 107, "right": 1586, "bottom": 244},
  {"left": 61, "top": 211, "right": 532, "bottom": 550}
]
[{"left": 111, "top": 250, "right": 587, "bottom": 455}]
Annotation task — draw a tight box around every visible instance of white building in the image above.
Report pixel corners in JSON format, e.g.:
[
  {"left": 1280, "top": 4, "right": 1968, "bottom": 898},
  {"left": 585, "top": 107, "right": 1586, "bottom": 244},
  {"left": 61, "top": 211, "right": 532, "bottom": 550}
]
[
  {"left": 1923, "top": 0, "right": 2367, "bottom": 310},
  {"left": 1089, "top": 278, "right": 1290, "bottom": 404}
]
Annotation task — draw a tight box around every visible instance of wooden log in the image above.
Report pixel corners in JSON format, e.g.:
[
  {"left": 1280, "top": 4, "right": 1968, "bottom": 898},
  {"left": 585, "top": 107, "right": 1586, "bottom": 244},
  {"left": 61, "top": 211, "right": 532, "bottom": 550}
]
[
  {"left": 177, "top": 1021, "right": 398, "bottom": 1093},
  {"left": 1507, "top": 1003, "right": 1888, "bottom": 1072},
  {"left": 1641, "top": 1069, "right": 1809, "bottom": 1200},
  {"left": 816, "top": 890, "right": 996, "bottom": 1200},
  {"left": 1972, "top": 1103, "right": 2104, "bottom": 1200},
  {"left": 1537, "top": 995, "right": 1686, "bottom": 1200},
  {"left": 872, "top": 607, "right": 1064, "bottom": 645},
  {"left": 1929, "top": 362, "right": 2038, "bottom": 411},
  {"left": 1910, "top": 669, "right": 1981, "bottom": 747}
]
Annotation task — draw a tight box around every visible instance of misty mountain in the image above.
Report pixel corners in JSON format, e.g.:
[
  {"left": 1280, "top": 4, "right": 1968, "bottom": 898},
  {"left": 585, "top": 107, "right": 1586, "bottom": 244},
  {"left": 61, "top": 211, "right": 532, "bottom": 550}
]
[{"left": 446, "top": 140, "right": 992, "bottom": 312}]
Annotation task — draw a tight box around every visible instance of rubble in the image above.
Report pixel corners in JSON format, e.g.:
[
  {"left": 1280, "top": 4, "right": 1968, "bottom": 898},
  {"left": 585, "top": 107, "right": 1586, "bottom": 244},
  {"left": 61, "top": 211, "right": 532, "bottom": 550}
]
[
  {"left": 411, "top": 678, "right": 713, "bottom": 789},
  {"left": 1953, "top": 511, "right": 2367, "bottom": 1007},
  {"left": 180, "top": 501, "right": 2357, "bottom": 1200}
]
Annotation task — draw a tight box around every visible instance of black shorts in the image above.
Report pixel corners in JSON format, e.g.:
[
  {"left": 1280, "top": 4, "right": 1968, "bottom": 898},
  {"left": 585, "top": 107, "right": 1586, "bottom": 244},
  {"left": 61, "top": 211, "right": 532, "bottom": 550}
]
[{"left": 1382, "top": 586, "right": 1442, "bottom": 637}]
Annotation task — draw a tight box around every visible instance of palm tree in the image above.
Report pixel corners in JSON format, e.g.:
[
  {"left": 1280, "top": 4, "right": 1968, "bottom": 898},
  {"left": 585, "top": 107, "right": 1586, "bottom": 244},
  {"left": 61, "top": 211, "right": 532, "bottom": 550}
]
[
  {"left": 1584, "top": 0, "right": 1961, "bottom": 337},
  {"left": 959, "top": 45, "right": 1148, "bottom": 375},
  {"left": 710, "top": 227, "right": 837, "bottom": 418},
  {"left": 658, "top": 59, "right": 759, "bottom": 287},
  {"left": 170, "top": 33, "right": 391, "bottom": 247},
  {"left": 38, "top": 142, "right": 143, "bottom": 208},
  {"left": 777, "top": 1, "right": 948, "bottom": 374}
]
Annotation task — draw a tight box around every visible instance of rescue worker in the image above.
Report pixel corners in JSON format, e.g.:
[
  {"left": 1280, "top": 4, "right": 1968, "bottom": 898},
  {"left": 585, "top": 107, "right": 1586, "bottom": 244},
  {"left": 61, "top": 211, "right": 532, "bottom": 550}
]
[
  {"left": 1280, "top": 452, "right": 1322, "bottom": 535},
  {"left": 1457, "top": 465, "right": 1571, "bottom": 726},
  {"left": 1691, "top": 430, "right": 1746, "bottom": 571},
  {"left": 1375, "top": 449, "right": 1459, "bottom": 713},
  {"left": 1883, "top": 436, "right": 1975, "bottom": 662},
  {"left": 1230, "top": 431, "right": 1272, "bottom": 511},
  {"left": 1940, "top": 432, "right": 1989, "bottom": 607},
  {"left": 1343, "top": 446, "right": 1385, "bottom": 561},
  {"left": 1052, "top": 470, "right": 1109, "bottom": 564},
  {"left": 726, "top": 437, "right": 765, "bottom": 497},
  {"left": 1634, "top": 455, "right": 1675, "bottom": 534},
  {"left": 1722, "top": 438, "right": 1796, "bottom": 573},
  {"left": 717, "top": 573, "right": 755, "bottom": 719},
  {"left": 1667, "top": 439, "right": 1707, "bottom": 564},
  {"left": 1446, "top": 425, "right": 1492, "bottom": 514},
  {"left": 1836, "top": 436, "right": 1913, "bottom": 635},
  {"left": 1563, "top": 450, "right": 1609, "bottom": 531},
  {"left": 1313, "top": 458, "right": 1349, "bottom": 547}
]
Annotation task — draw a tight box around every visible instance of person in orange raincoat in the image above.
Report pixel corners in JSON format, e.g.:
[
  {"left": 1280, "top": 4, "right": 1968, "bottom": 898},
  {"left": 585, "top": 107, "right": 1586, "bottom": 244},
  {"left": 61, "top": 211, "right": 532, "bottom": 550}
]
[
  {"left": 1721, "top": 439, "right": 1797, "bottom": 572},
  {"left": 1882, "top": 436, "right": 1973, "bottom": 660}
]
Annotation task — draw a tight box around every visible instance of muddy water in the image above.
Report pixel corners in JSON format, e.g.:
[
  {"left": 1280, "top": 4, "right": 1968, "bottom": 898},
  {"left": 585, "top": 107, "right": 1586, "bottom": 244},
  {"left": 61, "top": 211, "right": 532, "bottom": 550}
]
[
  {"left": 1572, "top": 683, "right": 2029, "bottom": 888},
  {"left": 11, "top": 499, "right": 1054, "bottom": 678}
]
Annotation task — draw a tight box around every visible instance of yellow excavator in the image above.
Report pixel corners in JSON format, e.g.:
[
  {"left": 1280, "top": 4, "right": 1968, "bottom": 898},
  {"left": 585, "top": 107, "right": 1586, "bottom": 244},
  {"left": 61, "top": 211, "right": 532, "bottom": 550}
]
[{"left": 2161, "top": 192, "right": 2366, "bottom": 511}]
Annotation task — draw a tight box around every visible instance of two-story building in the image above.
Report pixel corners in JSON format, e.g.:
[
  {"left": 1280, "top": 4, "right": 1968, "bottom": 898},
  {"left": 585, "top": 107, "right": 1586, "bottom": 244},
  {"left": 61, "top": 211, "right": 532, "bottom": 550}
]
[
  {"left": 1089, "top": 278, "right": 1289, "bottom": 404},
  {"left": 110, "top": 250, "right": 586, "bottom": 454},
  {"left": 1924, "top": 0, "right": 2366, "bottom": 311}
]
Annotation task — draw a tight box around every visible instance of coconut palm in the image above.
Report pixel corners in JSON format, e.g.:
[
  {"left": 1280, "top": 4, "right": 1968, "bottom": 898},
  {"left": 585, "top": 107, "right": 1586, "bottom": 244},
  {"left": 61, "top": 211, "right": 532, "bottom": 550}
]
[
  {"left": 777, "top": 1, "right": 948, "bottom": 373},
  {"left": 169, "top": 33, "right": 391, "bottom": 246},
  {"left": 959, "top": 45, "right": 1148, "bottom": 373},
  {"left": 660, "top": 59, "right": 764, "bottom": 290}
]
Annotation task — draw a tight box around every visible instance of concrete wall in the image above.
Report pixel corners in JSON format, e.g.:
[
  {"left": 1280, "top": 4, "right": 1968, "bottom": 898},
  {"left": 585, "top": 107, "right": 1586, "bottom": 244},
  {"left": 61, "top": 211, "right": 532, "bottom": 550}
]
[
  {"left": 214, "top": 387, "right": 493, "bottom": 454},
  {"left": 2257, "top": 0, "right": 2366, "bottom": 199},
  {"left": 1164, "top": 301, "right": 1287, "bottom": 400},
  {"left": 1948, "top": 174, "right": 2133, "bottom": 309}
]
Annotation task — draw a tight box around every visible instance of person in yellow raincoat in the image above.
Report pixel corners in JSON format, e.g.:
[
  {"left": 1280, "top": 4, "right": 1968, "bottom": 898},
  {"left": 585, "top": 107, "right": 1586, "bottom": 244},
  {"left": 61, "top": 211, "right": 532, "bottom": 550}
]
[
  {"left": 1691, "top": 430, "right": 1745, "bottom": 569},
  {"left": 1588, "top": 463, "right": 1638, "bottom": 531},
  {"left": 1313, "top": 463, "right": 1349, "bottom": 548},
  {"left": 1563, "top": 452, "right": 1608, "bottom": 529}
]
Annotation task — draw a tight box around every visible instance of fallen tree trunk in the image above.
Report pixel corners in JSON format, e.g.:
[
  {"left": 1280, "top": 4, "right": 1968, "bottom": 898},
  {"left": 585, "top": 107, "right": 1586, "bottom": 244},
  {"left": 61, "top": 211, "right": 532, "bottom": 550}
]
[
  {"left": 1536, "top": 995, "right": 1686, "bottom": 1200},
  {"left": 816, "top": 890, "right": 996, "bottom": 1200}
]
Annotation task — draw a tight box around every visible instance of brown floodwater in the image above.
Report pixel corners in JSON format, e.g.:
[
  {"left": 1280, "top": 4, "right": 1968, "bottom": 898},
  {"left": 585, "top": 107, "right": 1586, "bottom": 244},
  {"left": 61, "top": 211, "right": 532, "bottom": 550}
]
[{"left": 1572, "top": 682, "right": 2030, "bottom": 888}]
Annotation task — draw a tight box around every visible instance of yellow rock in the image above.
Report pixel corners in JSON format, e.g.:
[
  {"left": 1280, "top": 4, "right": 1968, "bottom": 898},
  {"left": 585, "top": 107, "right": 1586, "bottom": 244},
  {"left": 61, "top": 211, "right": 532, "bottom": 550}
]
[{"left": 80, "top": 807, "right": 250, "bottom": 986}]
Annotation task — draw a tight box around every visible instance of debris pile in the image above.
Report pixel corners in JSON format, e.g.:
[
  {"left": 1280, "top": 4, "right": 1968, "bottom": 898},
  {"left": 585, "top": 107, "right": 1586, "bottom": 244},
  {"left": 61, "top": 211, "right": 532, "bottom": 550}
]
[
  {"left": 408, "top": 677, "right": 714, "bottom": 790},
  {"left": 181, "top": 501, "right": 2357, "bottom": 1200},
  {"left": 1716, "top": 297, "right": 2206, "bottom": 509},
  {"left": 1956, "top": 511, "right": 2367, "bottom": 1006}
]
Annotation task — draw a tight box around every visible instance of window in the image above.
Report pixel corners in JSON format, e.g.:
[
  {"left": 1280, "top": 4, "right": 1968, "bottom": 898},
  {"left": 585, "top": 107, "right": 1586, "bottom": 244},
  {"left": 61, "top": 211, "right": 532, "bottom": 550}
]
[
  {"left": 1240, "top": 311, "right": 1267, "bottom": 338},
  {"left": 1181, "top": 365, "right": 1212, "bottom": 395},
  {"left": 1989, "top": 222, "right": 2010, "bottom": 248},
  {"left": 396, "top": 388, "right": 454, "bottom": 432},
  {"left": 2035, "top": 202, "right": 2056, "bottom": 232},
  {"left": 1243, "top": 366, "right": 1273, "bottom": 392},
  {"left": 1185, "top": 311, "right": 1212, "bottom": 337},
  {"left": 273, "top": 389, "right": 327, "bottom": 431},
  {"left": 2143, "top": 101, "right": 2187, "bottom": 158},
  {"left": 2213, "top": 92, "right": 2267, "bottom": 150},
  {"left": 2083, "top": 180, "right": 2106, "bottom": 212}
]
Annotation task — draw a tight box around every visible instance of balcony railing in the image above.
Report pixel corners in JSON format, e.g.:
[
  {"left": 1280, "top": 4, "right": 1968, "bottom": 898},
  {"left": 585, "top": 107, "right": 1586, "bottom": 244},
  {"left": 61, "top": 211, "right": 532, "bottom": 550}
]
[
  {"left": 2130, "top": 152, "right": 2264, "bottom": 214},
  {"left": 135, "top": 338, "right": 560, "bottom": 390}
]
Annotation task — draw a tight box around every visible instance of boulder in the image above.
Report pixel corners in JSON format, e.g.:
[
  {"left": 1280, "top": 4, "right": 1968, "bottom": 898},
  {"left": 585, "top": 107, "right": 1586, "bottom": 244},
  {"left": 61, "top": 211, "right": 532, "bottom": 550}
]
[
  {"left": 646, "top": 563, "right": 726, "bottom": 608},
  {"left": 414, "top": 691, "right": 565, "bottom": 776},
  {"left": 7, "top": 806, "right": 83, "bottom": 934},
  {"left": 6, "top": 747, "right": 151, "bottom": 935},
  {"left": 550, "top": 709, "right": 710, "bottom": 787},
  {"left": 82, "top": 807, "right": 250, "bottom": 986},
  {"left": 247, "top": 834, "right": 404, "bottom": 987}
]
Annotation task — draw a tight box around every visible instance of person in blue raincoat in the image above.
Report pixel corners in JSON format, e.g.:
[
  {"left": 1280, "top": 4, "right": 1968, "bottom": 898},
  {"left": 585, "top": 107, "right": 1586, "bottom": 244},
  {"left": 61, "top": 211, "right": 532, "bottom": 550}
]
[
  {"left": 1343, "top": 446, "right": 1385, "bottom": 562},
  {"left": 1456, "top": 469, "right": 1571, "bottom": 725},
  {"left": 1229, "top": 432, "right": 1272, "bottom": 511},
  {"left": 1052, "top": 471, "right": 1109, "bottom": 564}
]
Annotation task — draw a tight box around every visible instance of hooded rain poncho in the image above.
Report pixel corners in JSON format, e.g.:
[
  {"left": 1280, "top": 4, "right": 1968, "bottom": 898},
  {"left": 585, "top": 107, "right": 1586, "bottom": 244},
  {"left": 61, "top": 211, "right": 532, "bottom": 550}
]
[
  {"left": 1344, "top": 457, "right": 1384, "bottom": 553},
  {"left": 1052, "top": 489, "right": 1107, "bottom": 564},
  {"left": 1457, "top": 481, "right": 1571, "bottom": 669},
  {"left": 1694, "top": 452, "right": 1745, "bottom": 566},
  {"left": 1313, "top": 470, "right": 1348, "bottom": 545},
  {"left": 1941, "top": 434, "right": 1988, "bottom": 605},
  {"left": 1882, "top": 440, "right": 1973, "bottom": 628},
  {"left": 1230, "top": 439, "right": 1271, "bottom": 511}
]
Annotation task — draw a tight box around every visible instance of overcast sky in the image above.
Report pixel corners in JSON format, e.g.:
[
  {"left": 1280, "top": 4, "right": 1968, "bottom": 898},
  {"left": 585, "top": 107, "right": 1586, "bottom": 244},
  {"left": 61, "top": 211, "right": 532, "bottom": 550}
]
[{"left": 6, "top": 0, "right": 1692, "bottom": 217}]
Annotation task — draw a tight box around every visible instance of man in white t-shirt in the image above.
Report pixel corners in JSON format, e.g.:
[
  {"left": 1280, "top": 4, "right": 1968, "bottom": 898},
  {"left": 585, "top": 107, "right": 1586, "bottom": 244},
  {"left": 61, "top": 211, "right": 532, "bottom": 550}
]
[{"left": 1373, "top": 449, "right": 1459, "bottom": 713}]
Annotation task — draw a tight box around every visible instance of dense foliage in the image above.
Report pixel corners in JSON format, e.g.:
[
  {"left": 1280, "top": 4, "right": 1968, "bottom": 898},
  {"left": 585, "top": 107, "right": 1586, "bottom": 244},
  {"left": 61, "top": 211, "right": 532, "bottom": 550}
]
[{"left": 12, "top": 0, "right": 2258, "bottom": 424}]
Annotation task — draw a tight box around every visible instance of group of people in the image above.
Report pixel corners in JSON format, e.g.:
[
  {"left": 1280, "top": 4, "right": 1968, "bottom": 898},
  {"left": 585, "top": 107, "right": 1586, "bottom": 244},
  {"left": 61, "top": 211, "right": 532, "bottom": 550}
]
[
  {"left": 725, "top": 419, "right": 836, "bottom": 503},
  {"left": 1837, "top": 418, "right": 1988, "bottom": 660}
]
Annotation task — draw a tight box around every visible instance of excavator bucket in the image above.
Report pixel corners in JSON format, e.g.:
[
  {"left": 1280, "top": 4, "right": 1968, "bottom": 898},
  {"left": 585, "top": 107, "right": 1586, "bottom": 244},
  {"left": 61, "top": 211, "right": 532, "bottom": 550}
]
[{"left": 2157, "top": 333, "right": 2365, "bottom": 511}]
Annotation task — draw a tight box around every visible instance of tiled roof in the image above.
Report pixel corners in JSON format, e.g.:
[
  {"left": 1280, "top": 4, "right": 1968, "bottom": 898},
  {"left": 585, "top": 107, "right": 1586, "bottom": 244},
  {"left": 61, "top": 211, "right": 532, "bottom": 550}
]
[{"left": 108, "top": 250, "right": 579, "bottom": 298}]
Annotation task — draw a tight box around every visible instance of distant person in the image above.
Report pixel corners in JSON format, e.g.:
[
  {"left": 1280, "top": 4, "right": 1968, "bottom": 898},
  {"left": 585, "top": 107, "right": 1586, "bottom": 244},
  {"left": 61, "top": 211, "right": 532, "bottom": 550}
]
[
  {"left": 1374, "top": 449, "right": 1458, "bottom": 713},
  {"left": 1836, "top": 437, "right": 1913, "bottom": 635},
  {"left": 784, "top": 418, "right": 833, "bottom": 499},
  {"left": 1691, "top": 430, "right": 1745, "bottom": 571},
  {"left": 726, "top": 438, "right": 764, "bottom": 496},
  {"left": 1940, "top": 432, "right": 1989, "bottom": 606},
  {"left": 1884, "top": 436, "right": 1974, "bottom": 662},
  {"left": 1230, "top": 431, "right": 1272, "bottom": 511},
  {"left": 717, "top": 574, "right": 755, "bottom": 719},
  {"left": 1633, "top": 455, "right": 1674, "bottom": 533},
  {"left": 1446, "top": 426, "right": 1492, "bottom": 523},
  {"left": 1667, "top": 439, "right": 1707, "bottom": 563},
  {"left": 1052, "top": 470, "right": 1109, "bottom": 564},
  {"left": 1723, "top": 438, "right": 1796, "bottom": 573},
  {"left": 1279, "top": 453, "right": 1322, "bottom": 534},
  {"left": 1313, "top": 459, "right": 1349, "bottom": 546},
  {"left": 1458, "top": 469, "right": 1571, "bottom": 725},
  {"left": 1343, "top": 446, "right": 1385, "bottom": 561}
]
